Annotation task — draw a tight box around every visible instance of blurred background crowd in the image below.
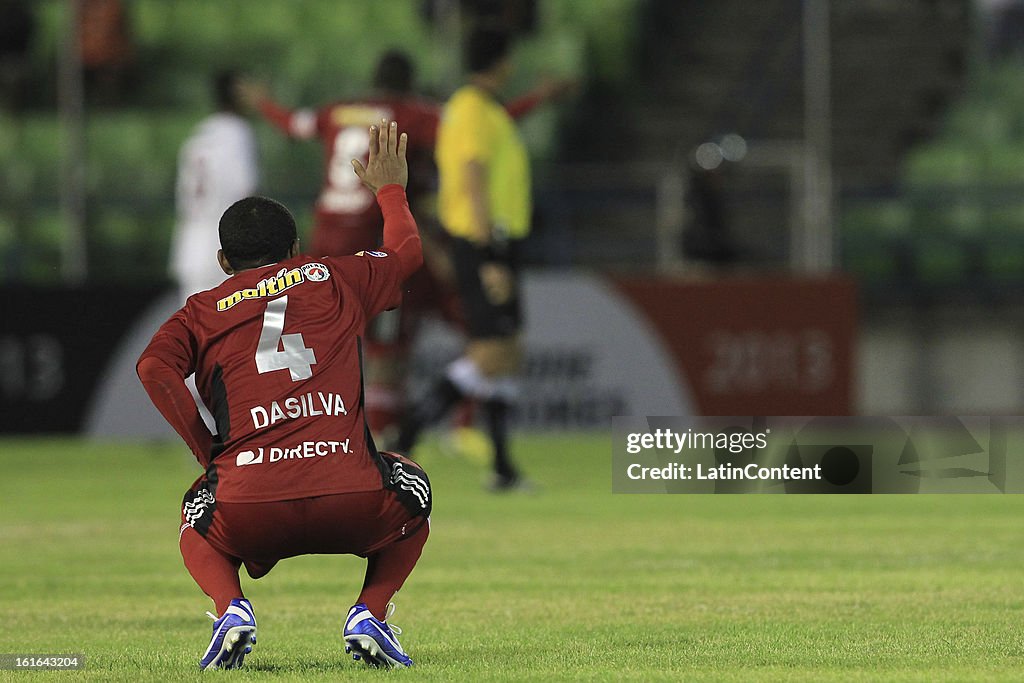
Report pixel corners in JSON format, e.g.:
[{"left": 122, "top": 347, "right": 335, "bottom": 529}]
[{"left": 4, "top": 0, "right": 1024, "bottom": 421}]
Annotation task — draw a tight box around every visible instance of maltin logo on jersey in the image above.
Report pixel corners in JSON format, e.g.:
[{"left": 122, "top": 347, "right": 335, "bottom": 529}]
[
  {"left": 216, "top": 263, "right": 331, "bottom": 311},
  {"left": 355, "top": 250, "right": 388, "bottom": 258},
  {"left": 217, "top": 267, "right": 303, "bottom": 311},
  {"left": 301, "top": 262, "right": 330, "bottom": 281}
]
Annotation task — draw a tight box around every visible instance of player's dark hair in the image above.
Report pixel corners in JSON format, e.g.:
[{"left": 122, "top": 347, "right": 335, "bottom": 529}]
[
  {"left": 465, "top": 27, "right": 511, "bottom": 74},
  {"left": 374, "top": 50, "right": 414, "bottom": 93},
  {"left": 214, "top": 69, "right": 241, "bottom": 112},
  {"left": 219, "top": 196, "right": 297, "bottom": 270}
]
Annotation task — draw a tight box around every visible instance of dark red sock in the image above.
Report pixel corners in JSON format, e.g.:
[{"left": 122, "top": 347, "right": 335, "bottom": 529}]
[
  {"left": 180, "top": 526, "right": 244, "bottom": 615},
  {"left": 357, "top": 521, "right": 429, "bottom": 620}
]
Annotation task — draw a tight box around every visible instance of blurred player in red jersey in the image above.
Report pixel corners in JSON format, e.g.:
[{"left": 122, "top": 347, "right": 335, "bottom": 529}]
[
  {"left": 241, "top": 52, "right": 569, "bottom": 441},
  {"left": 242, "top": 52, "right": 439, "bottom": 256},
  {"left": 138, "top": 121, "right": 426, "bottom": 670}
]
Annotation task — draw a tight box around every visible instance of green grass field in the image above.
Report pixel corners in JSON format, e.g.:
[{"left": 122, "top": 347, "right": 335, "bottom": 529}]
[{"left": 2, "top": 434, "right": 1024, "bottom": 681}]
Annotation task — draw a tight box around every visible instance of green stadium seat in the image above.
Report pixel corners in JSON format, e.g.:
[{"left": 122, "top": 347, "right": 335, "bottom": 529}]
[
  {"left": 18, "top": 117, "right": 61, "bottom": 195},
  {"left": 979, "top": 205, "right": 1024, "bottom": 288},
  {"left": 841, "top": 200, "right": 912, "bottom": 286},
  {"left": 0, "top": 211, "right": 14, "bottom": 239},
  {"left": 905, "top": 146, "right": 981, "bottom": 186},
  {"left": 912, "top": 235, "right": 973, "bottom": 287}
]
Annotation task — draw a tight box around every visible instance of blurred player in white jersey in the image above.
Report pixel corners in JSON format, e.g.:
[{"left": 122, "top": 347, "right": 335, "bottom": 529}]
[
  {"left": 171, "top": 70, "right": 259, "bottom": 301},
  {"left": 170, "top": 70, "right": 259, "bottom": 434}
]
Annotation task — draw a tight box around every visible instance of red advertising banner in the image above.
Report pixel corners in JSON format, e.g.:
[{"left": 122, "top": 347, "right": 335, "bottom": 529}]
[{"left": 611, "top": 275, "right": 857, "bottom": 415}]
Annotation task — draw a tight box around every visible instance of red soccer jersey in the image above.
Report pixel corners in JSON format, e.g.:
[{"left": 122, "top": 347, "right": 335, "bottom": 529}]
[
  {"left": 261, "top": 96, "right": 439, "bottom": 229},
  {"left": 141, "top": 246, "right": 407, "bottom": 503}
]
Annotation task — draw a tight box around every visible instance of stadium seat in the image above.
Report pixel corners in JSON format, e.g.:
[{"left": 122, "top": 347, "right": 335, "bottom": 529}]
[{"left": 841, "top": 199, "right": 913, "bottom": 289}]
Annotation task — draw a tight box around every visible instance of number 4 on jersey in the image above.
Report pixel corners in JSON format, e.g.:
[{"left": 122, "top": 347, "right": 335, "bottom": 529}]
[{"left": 255, "top": 296, "right": 317, "bottom": 381}]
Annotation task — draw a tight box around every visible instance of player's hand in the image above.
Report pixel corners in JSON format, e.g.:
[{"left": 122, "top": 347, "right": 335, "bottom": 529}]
[{"left": 352, "top": 119, "right": 408, "bottom": 193}]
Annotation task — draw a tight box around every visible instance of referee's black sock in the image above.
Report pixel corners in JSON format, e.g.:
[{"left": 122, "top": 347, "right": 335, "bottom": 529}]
[
  {"left": 483, "top": 397, "right": 518, "bottom": 482},
  {"left": 394, "top": 377, "right": 463, "bottom": 453}
]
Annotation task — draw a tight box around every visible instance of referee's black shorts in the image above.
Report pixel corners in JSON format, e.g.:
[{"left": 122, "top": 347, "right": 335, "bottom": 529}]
[{"left": 449, "top": 236, "right": 522, "bottom": 339}]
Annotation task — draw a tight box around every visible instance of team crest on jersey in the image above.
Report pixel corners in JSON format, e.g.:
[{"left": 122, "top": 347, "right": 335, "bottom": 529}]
[
  {"left": 301, "top": 262, "right": 330, "bottom": 281},
  {"left": 355, "top": 250, "right": 388, "bottom": 258}
]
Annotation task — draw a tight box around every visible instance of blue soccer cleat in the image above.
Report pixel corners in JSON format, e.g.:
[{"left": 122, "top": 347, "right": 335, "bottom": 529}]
[
  {"left": 199, "top": 598, "right": 257, "bottom": 670},
  {"left": 343, "top": 602, "right": 413, "bottom": 668}
]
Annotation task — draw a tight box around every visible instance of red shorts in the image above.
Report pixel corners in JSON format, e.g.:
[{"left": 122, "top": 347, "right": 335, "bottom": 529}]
[
  {"left": 199, "top": 488, "right": 425, "bottom": 562},
  {"left": 180, "top": 453, "right": 431, "bottom": 573}
]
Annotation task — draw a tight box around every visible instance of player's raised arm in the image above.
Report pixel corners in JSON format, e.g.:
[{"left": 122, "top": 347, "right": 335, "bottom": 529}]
[
  {"left": 239, "top": 78, "right": 318, "bottom": 140},
  {"left": 352, "top": 120, "right": 421, "bottom": 278}
]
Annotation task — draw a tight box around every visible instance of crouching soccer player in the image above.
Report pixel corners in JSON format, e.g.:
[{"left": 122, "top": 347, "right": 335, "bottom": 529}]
[{"left": 137, "top": 120, "right": 429, "bottom": 670}]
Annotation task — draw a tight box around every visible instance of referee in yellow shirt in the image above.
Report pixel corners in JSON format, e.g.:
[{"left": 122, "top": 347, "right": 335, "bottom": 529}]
[{"left": 395, "top": 27, "right": 533, "bottom": 491}]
